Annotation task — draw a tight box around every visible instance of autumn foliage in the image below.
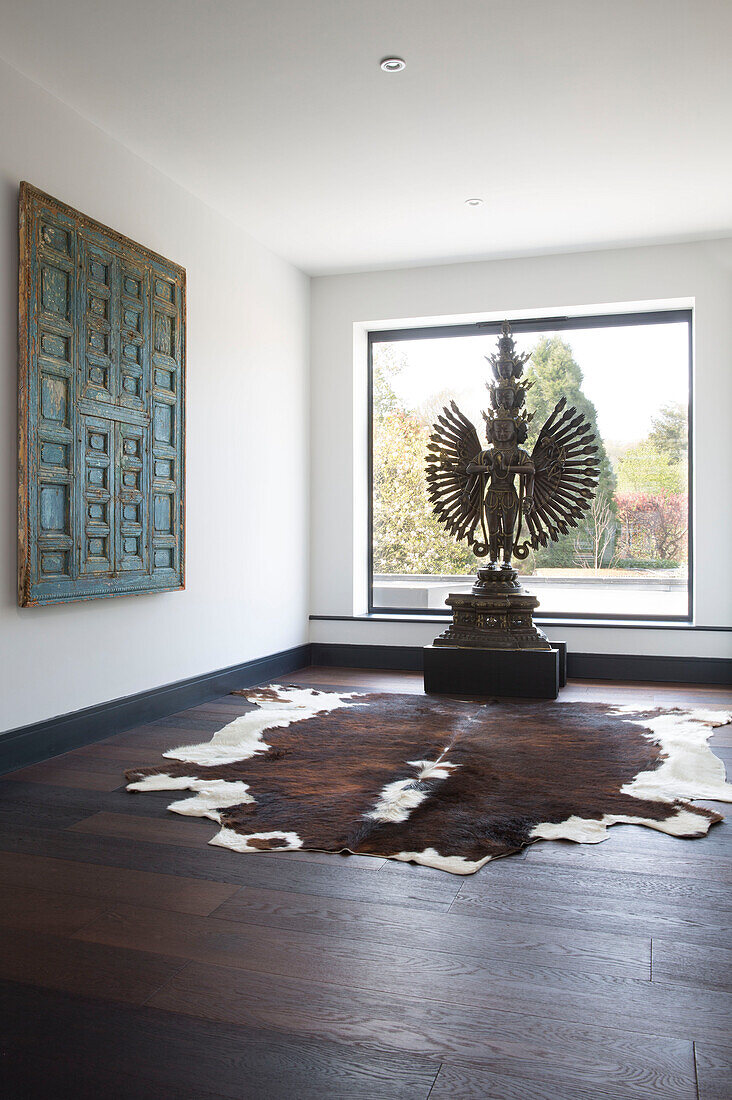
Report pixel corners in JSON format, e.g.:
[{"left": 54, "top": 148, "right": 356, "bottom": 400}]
[{"left": 615, "top": 492, "right": 687, "bottom": 563}]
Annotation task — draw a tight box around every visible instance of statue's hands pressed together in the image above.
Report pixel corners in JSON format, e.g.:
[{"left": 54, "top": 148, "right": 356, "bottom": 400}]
[{"left": 466, "top": 454, "right": 492, "bottom": 475}]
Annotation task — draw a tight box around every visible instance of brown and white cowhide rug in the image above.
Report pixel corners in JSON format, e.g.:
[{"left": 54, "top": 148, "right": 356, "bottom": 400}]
[{"left": 125, "top": 686, "right": 731, "bottom": 874}]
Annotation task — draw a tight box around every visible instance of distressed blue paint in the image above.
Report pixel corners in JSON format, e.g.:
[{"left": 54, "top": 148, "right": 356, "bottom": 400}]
[{"left": 18, "top": 183, "right": 186, "bottom": 606}]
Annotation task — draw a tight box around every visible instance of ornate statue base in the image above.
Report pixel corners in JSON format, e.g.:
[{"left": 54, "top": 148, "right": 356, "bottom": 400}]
[
  {"left": 435, "top": 564, "right": 551, "bottom": 651},
  {"left": 423, "top": 565, "right": 564, "bottom": 700}
]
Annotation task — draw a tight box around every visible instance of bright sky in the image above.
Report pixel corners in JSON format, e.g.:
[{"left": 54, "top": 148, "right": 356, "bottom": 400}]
[{"left": 385, "top": 322, "right": 689, "bottom": 448}]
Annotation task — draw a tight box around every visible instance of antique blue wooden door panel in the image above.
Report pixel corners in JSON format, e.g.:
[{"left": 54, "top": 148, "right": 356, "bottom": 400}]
[
  {"left": 116, "top": 420, "right": 149, "bottom": 574},
  {"left": 25, "top": 200, "right": 79, "bottom": 595},
  {"left": 79, "top": 414, "right": 115, "bottom": 575},
  {"left": 149, "top": 267, "right": 184, "bottom": 583},
  {"left": 119, "top": 257, "right": 149, "bottom": 412},
  {"left": 18, "top": 183, "right": 185, "bottom": 605}
]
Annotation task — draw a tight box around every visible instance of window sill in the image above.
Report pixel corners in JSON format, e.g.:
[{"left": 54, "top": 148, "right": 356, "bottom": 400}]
[{"left": 309, "top": 614, "right": 730, "bottom": 632}]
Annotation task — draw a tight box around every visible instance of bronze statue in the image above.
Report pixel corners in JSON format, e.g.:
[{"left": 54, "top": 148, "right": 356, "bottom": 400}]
[
  {"left": 464, "top": 413, "right": 535, "bottom": 567},
  {"left": 425, "top": 321, "right": 598, "bottom": 652}
]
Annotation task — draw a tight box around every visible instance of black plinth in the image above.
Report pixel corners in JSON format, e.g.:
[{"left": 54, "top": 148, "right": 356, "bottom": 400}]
[
  {"left": 423, "top": 644, "right": 560, "bottom": 700},
  {"left": 554, "top": 640, "right": 568, "bottom": 688}
]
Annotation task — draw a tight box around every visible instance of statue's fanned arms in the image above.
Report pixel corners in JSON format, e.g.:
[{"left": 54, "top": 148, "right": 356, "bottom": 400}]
[{"left": 425, "top": 322, "right": 599, "bottom": 569}]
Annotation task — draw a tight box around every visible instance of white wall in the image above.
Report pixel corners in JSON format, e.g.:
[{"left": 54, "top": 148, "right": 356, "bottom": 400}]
[
  {"left": 310, "top": 240, "right": 732, "bottom": 659},
  {"left": 0, "top": 59, "right": 310, "bottom": 732}
]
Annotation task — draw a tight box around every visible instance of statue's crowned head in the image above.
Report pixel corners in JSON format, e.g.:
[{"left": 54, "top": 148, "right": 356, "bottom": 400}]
[
  {"left": 484, "top": 406, "right": 525, "bottom": 444},
  {"left": 483, "top": 321, "right": 533, "bottom": 444}
]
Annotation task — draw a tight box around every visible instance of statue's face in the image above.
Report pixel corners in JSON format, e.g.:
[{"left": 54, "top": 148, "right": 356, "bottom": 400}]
[
  {"left": 493, "top": 419, "right": 515, "bottom": 443},
  {"left": 497, "top": 387, "right": 515, "bottom": 408}
]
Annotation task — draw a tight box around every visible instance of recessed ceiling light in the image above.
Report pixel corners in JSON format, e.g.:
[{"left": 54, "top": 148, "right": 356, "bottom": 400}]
[
  {"left": 380, "top": 57, "right": 406, "bottom": 72},
  {"left": 464, "top": 198, "right": 484, "bottom": 207}
]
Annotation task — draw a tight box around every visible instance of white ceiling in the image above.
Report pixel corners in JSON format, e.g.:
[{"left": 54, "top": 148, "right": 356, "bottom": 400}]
[{"left": 2, "top": 0, "right": 731, "bottom": 274}]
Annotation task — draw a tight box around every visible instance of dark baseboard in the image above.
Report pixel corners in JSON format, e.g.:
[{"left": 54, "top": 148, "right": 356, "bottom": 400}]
[
  {"left": 311, "top": 642, "right": 732, "bottom": 687},
  {"left": 567, "top": 652, "right": 732, "bottom": 686},
  {"left": 310, "top": 642, "right": 424, "bottom": 672},
  {"left": 2, "top": 640, "right": 729, "bottom": 777},
  {"left": 0, "top": 643, "right": 310, "bottom": 777}
]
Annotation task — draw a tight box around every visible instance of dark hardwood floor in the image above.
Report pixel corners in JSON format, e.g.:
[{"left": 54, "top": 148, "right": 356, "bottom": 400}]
[{"left": 1, "top": 668, "right": 730, "bottom": 1099}]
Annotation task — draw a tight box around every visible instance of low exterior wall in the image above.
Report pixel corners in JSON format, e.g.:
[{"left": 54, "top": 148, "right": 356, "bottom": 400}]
[{"left": 373, "top": 573, "right": 688, "bottom": 615}]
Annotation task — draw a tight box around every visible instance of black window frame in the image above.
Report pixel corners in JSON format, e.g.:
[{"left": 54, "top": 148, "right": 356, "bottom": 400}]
[{"left": 368, "top": 308, "right": 693, "bottom": 623}]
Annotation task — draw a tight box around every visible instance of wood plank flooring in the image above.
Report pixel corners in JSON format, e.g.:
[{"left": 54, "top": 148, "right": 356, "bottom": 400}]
[{"left": 1, "top": 668, "right": 730, "bottom": 1099}]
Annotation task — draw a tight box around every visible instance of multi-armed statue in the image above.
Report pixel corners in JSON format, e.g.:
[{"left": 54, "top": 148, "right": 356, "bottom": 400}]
[{"left": 423, "top": 322, "right": 598, "bottom": 692}]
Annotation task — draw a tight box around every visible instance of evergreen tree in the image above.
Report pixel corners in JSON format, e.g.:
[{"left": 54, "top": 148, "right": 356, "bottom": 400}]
[
  {"left": 648, "top": 401, "right": 687, "bottom": 464},
  {"left": 525, "top": 337, "right": 616, "bottom": 566}
]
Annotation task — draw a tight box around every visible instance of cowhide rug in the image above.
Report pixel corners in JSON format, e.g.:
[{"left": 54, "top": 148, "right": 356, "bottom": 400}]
[{"left": 125, "top": 686, "right": 731, "bottom": 874}]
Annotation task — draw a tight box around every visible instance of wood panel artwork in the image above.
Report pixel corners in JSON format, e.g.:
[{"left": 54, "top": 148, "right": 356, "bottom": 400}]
[{"left": 18, "top": 183, "right": 186, "bottom": 605}]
